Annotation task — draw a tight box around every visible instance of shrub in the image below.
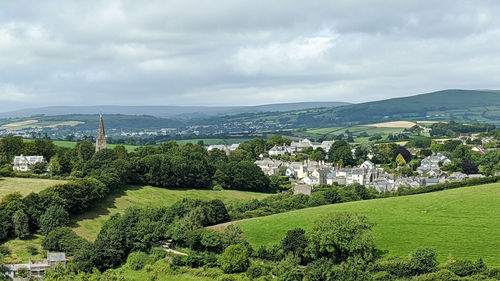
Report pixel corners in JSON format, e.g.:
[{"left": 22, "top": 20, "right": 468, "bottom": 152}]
[
  {"left": 0, "top": 245, "right": 11, "bottom": 255},
  {"left": 410, "top": 248, "right": 438, "bottom": 275},
  {"left": 306, "top": 213, "right": 375, "bottom": 263},
  {"left": 372, "top": 271, "right": 395, "bottom": 281},
  {"left": 371, "top": 256, "right": 412, "bottom": 277},
  {"left": 281, "top": 228, "right": 307, "bottom": 258},
  {"left": 246, "top": 264, "right": 265, "bottom": 279},
  {"left": 27, "top": 246, "right": 38, "bottom": 255},
  {"left": 219, "top": 244, "right": 250, "bottom": 273},
  {"left": 413, "top": 269, "right": 461, "bottom": 281},
  {"left": 442, "top": 259, "right": 484, "bottom": 277},
  {"left": 126, "top": 251, "right": 150, "bottom": 270},
  {"left": 42, "top": 227, "right": 89, "bottom": 255}
]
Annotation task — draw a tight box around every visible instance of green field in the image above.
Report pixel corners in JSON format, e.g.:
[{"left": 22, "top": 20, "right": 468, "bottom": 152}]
[
  {"left": 236, "top": 183, "right": 500, "bottom": 265},
  {"left": 298, "top": 125, "right": 407, "bottom": 140},
  {"left": 51, "top": 140, "right": 140, "bottom": 152},
  {"left": 175, "top": 138, "right": 251, "bottom": 145},
  {"left": 0, "top": 177, "right": 66, "bottom": 199},
  {"left": 73, "top": 185, "right": 271, "bottom": 241}
]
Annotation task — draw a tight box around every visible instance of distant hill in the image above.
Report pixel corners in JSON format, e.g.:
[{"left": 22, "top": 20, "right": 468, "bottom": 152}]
[
  {"left": 197, "top": 89, "right": 500, "bottom": 127},
  {"left": 0, "top": 102, "right": 350, "bottom": 119}
]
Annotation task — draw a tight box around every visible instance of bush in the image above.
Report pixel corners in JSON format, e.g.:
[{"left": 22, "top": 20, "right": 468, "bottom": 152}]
[
  {"left": 126, "top": 251, "right": 150, "bottom": 270},
  {"left": 42, "top": 227, "right": 89, "bottom": 255},
  {"left": 372, "top": 271, "right": 395, "bottom": 281},
  {"left": 246, "top": 264, "right": 265, "bottom": 279},
  {"left": 0, "top": 164, "right": 13, "bottom": 177},
  {"left": 39, "top": 206, "right": 70, "bottom": 235},
  {"left": 219, "top": 244, "right": 250, "bottom": 273},
  {"left": 413, "top": 269, "right": 460, "bottom": 281},
  {"left": 371, "top": 256, "right": 412, "bottom": 277},
  {"left": 442, "top": 259, "right": 484, "bottom": 277},
  {"left": 410, "top": 248, "right": 438, "bottom": 275},
  {"left": 27, "top": 246, "right": 38, "bottom": 255},
  {"left": 306, "top": 213, "right": 375, "bottom": 263},
  {"left": 0, "top": 245, "right": 11, "bottom": 255}
]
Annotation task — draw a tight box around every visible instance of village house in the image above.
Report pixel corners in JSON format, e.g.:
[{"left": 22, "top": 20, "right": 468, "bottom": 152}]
[
  {"left": 12, "top": 155, "right": 45, "bottom": 172},
  {"left": 417, "top": 153, "right": 451, "bottom": 176},
  {"left": 5, "top": 252, "right": 66, "bottom": 280}
]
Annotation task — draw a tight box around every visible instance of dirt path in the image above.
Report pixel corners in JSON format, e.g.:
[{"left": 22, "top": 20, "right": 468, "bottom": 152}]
[{"left": 206, "top": 218, "right": 252, "bottom": 231}]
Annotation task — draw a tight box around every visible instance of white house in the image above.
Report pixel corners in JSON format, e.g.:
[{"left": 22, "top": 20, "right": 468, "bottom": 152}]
[
  {"left": 269, "top": 145, "right": 287, "bottom": 156},
  {"left": 12, "top": 155, "right": 45, "bottom": 172}
]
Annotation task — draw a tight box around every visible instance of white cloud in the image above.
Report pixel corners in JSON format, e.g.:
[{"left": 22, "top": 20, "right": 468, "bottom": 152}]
[{"left": 231, "top": 35, "right": 336, "bottom": 76}]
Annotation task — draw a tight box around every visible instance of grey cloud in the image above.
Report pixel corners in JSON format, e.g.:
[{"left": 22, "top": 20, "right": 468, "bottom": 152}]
[{"left": 0, "top": 0, "right": 500, "bottom": 111}]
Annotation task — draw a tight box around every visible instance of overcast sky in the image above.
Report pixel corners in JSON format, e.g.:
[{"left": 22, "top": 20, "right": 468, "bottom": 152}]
[{"left": 1, "top": 0, "right": 500, "bottom": 111}]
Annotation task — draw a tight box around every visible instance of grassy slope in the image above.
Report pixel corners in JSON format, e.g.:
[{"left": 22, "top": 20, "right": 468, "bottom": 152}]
[
  {"left": 51, "top": 140, "right": 139, "bottom": 152},
  {"left": 237, "top": 183, "right": 500, "bottom": 265},
  {"left": 0, "top": 177, "right": 66, "bottom": 199},
  {"left": 73, "top": 185, "right": 271, "bottom": 241}
]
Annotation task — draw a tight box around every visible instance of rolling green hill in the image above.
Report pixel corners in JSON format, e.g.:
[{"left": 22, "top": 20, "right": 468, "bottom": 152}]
[
  {"left": 200, "top": 89, "right": 500, "bottom": 128},
  {"left": 3, "top": 184, "right": 271, "bottom": 263},
  {"left": 235, "top": 182, "right": 500, "bottom": 265}
]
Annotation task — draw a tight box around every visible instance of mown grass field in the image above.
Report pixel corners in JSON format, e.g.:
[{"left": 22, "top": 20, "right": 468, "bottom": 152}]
[
  {"left": 299, "top": 125, "right": 407, "bottom": 139},
  {"left": 51, "top": 140, "right": 139, "bottom": 152},
  {"left": 175, "top": 138, "right": 252, "bottom": 145},
  {"left": 0, "top": 177, "right": 66, "bottom": 199},
  {"left": 236, "top": 182, "right": 500, "bottom": 265},
  {"left": 73, "top": 185, "right": 271, "bottom": 241}
]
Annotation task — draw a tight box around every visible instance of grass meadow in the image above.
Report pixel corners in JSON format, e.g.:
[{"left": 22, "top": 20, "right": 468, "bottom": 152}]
[
  {"left": 0, "top": 177, "right": 66, "bottom": 199},
  {"left": 236, "top": 182, "right": 500, "bottom": 265},
  {"left": 73, "top": 185, "right": 271, "bottom": 241}
]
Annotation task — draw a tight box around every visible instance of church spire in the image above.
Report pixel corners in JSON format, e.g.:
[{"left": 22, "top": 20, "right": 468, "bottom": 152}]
[{"left": 96, "top": 114, "right": 107, "bottom": 152}]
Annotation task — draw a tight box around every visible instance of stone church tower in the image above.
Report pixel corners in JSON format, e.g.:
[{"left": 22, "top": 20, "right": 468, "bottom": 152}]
[{"left": 96, "top": 114, "right": 107, "bottom": 152}]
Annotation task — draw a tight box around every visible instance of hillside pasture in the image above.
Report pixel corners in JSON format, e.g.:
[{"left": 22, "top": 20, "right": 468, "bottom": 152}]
[
  {"left": 365, "top": 121, "right": 417, "bottom": 128},
  {"left": 0, "top": 177, "right": 66, "bottom": 199},
  {"left": 175, "top": 138, "right": 252, "bottom": 145},
  {"left": 50, "top": 140, "right": 139, "bottom": 152},
  {"left": 73, "top": 185, "right": 271, "bottom": 241},
  {"left": 235, "top": 182, "right": 500, "bottom": 265}
]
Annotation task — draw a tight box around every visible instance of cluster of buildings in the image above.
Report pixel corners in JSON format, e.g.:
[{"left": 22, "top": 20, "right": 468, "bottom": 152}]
[
  {"left": 5, "top": 252, "right": 66, "bottom": 280},
  {"left": 268, "top": 139, "right": 334, "bottom": 156},
  {"left": 256, "top": 151, "right": 485, "bottom": 195},
  {"left": 206, "top": 143, "right": 240, "bottom": 154}
]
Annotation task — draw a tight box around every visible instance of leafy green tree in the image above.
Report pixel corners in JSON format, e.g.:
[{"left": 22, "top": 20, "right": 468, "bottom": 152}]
[
  {"left": 374, "top": 143, "right": 398, "bottom": 164},
  {"left": 410, "top": 247, "right": 438, "bottom": 275},
  {"left": 272, "top": 254, "right": 303, "bottom": 281},
  {"left": 12, "top": 209, "right": 29, "bottom": 239},
  {"left": 267, "top": 134, "right": 292, "bottom": 148},
  {"left": 462, "top": 160, "right": 479, "bottom": 175},
  {"left": 281, "top": 228, "right": 308, "bottom": 258},
  {"left": 39, "top": 206, "right": 70, "bottom": 235},
  {"left": 328, "top": 141, "right": 355, "bottom": 166},
  {"left": 75, "top": 140, "right": 95, "bottom": 162},
  {"left": 42, "top": 227, "right": 90, "bottom": 255},
  {"left": 49, "top": 155, "right": 62, "bottom": 176},
  {"left": 126, "top": 251, "right": 150, "bottom": 270},
  {"left": 306, "top": 213, "right": 375, "bottom": 263},
  {"left": 32, "top": 162, "right": 47, "bottom": 174},
  {"left": 311, "top": 148, "right": 326, "bottom": 161},
  {"left": 219, "top": 244, "right": 250, "bottom": 273},
  {"left": 0, "top": 135, "right": 24, "bottom": 164}
]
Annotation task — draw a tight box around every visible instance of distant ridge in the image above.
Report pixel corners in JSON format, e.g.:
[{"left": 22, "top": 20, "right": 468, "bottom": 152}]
[
  {"left": 0, "top": 102, "right": 350, "bottom": 119},
  {"left": 194, "top": 89, "right": 500, "bottom": 127}
]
